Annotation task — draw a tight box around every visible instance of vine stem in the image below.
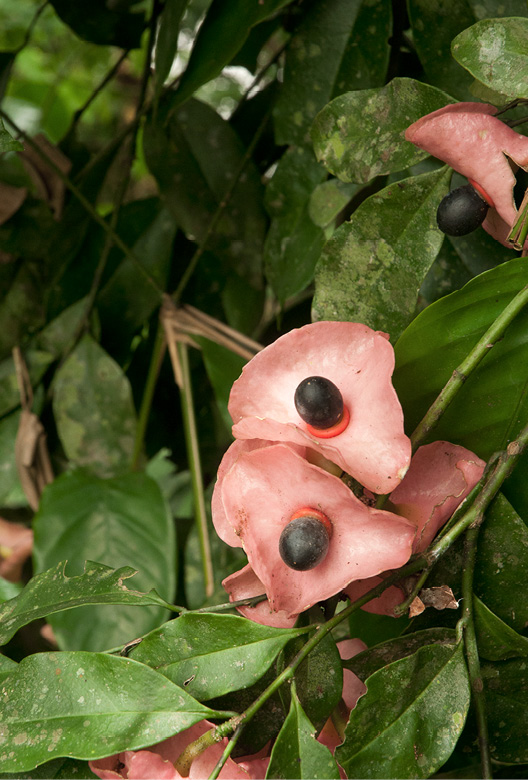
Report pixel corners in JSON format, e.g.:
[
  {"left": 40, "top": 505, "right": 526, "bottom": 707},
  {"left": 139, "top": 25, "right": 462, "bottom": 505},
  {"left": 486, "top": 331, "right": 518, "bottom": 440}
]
[
  {"left": 0, "top": 109, "right": 164, "bottom": 297},
  {"left": 461, "top": 525, "right": 493, "bottom": 779},
  {"left": 410, "top": 282, "right": 528, "bottom": 451},
  {"left": 176, "top": 342, "right": 214, "bottom": 597},
  {"left": 208, "top": 725, "right": 244, "bottom": 780}
]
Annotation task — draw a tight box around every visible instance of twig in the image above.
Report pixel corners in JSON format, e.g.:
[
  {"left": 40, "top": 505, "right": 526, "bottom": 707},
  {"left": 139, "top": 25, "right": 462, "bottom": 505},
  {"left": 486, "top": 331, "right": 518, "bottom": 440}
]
[
  {"left": 207, "top": 725, "right": 244, "bottom": 780},
  {"left": 460, "top": 525, "right": 493, "bottom": 779},
  {"left": 411, "top": 282, "right": 528, "bottom": 450},
  {"left": 67, "top": 49, "right": 130, "bottom": 136}
]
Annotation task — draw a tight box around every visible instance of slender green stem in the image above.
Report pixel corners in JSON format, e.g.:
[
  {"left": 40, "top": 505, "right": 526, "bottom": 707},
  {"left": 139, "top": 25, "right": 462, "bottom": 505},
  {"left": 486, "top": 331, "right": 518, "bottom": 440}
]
[
  {"left": 461, "top": 526, "right": 493, "bottom": 779},
  {"left": 207, "top": 725, "right": 244, "bottom": 780},
  {"left": 392, "top": 568, "right": 431, "bottom": 617},
  {"left": 172, "top": 110, "right": 271, "bottom": 303},
  {"left": 0, "top": 109, "right": 164, "bottom": 297},
  {"left": 410, "top": 283, "right": 528, "bottom": 450},
  {"left": 507, "top": 190, "right": 528, "bottom": 249},
  {"left": 67, "top": 49, "right": 130, "bottom": 136},
  {"left": 177, "top": 342, "right": 214, "bottom": 597},
  {"left": 132, "top": 323, "right": 166, "bottom": 469}
]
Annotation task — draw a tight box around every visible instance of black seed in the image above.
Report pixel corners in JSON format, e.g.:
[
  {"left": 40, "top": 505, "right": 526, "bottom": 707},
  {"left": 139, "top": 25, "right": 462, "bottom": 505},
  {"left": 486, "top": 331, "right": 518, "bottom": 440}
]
[
  {"left": 436, "top": 184, "right": 489, "bottom": 237},
  {"left": 294, "top": 376, "right": 343, "bottom": 429},
  {"left": 279, "top": 516, "right": 330, "bottom": 571}
]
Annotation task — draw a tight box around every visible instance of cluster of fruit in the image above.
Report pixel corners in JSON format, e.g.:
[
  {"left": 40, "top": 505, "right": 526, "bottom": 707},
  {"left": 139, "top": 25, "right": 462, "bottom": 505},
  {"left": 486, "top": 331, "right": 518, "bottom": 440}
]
[
  {"left": 406, "top": 102, "right": 528, "bottom": 245},
  {"left": 212, "top": 321, "right": 485, "bottom": 626}
]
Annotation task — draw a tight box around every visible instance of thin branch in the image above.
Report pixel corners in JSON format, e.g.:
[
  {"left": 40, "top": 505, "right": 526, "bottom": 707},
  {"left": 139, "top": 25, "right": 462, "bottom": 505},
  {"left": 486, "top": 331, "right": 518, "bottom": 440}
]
[
  {"left": 207, "top": 725, "right": 244, "bottom": 780},
  {"left": 67, "top": 49, "right": 130, "bottom": 136},
  {"left": 411, "top": 283, "right": 528, "bottom": 450},
  {"left": 461, "top": 526, "right": 493, "bottom": 779}
]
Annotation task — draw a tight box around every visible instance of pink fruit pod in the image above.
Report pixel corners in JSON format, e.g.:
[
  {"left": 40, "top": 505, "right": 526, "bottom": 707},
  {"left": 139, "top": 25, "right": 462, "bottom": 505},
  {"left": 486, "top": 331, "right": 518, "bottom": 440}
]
[
  {"left": 219, "top": 443, "right": 415, "bottom": 617},
  {"left": 222, "top": 563, "right": 299, "bottom": 628},
  {"left": 405, "top": 102, "right": 528, "bottom": 247},
  {"left": 228, "top": 321, "right": 411, "bottom": 494},
  {"left": 389, "top": 441, "right": 486, "bottom": 553},
  {"left": 89, "top": 720, "right": 253, "bottom": 779}
]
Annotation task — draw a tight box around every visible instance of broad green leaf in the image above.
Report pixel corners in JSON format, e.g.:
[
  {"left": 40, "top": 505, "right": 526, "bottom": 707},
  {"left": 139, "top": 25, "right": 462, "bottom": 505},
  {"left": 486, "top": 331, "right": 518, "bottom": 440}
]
[
  {"left": 0, "top": 756, "right": 98, "bottom": 779},
  {"left": 0, "top": 350, "right": 52, "bottom": 418},
  {"left": 173, "top": 0, "right": 293, "bottom": 107},
  {"left": 294, "top": 631, "right": 343, "bottom": 733},
  {"left": 0, "top": 651, "right": 215, "bottom": 773},
  {"left": 52, "top": 334, "right": 137, "bottom": 478},
  {"left": 144, "top": 97, "right": 266, "bottom": 287},
  {"left": 197, "top": 338, "right": 246, "bottom": 432},
  {"left": 482, "top": 658, "right": 528, "bottom": 763},
  {"left": 348, "top": 608, "right": 410, "bottom": 648},
  {"left": 274, "top": 0, "right": 391, "bottom": 146},
  {"left": 336, "top": 643, "right": 470, "bottom": 778},
  {"left": 265, "top": 689, "right": 340, "bottom": 779},
  {"left": 264, "top": 146, "right": 327, "bottom": 303},
  {"left": 418, "top": 236, "right": 473, "bottom": 310},
  {"left": 447, "top": 228, "right": 511, "bottom": 277},
  {"left": 0, "top": 117, "right": 22, "bottom": 152},
  {"left": 35, "top": 298, "right": 91, "bottom": 358},
  {"left": 393, "top": 259, "right": 528, "bottom": 457},
  {"left": 130, "top": 612, "right": 306, "bottom": 701},
  {"left": 0, "top": 653, "right": 17, "bottom": 683},
  {"left": 308, "top": 179, "right": 360, "bottom": 229},
  {"left": 0, "top": 561, "right": 173, "bottom": 647},
  {"left": 0, "top": 411, "right": 25, "bottom": 506},
  {"left": 154, "top": 0, "right": 188, "bottom": 97},
  {"left": 48, "top": 0, "right": 146, "bottom": 47},
  {"left": 452, "top": 18, "right": 528, "bottom": 99},
  {"left": 474, "top": 596, "right": 528, "bottom": 661},
  {"left": 98, "top": 205, "right": 176, "bottom": 355},
  {"left": 474, "top": 493, "right": 528, "bottom": 633},
  {"left": 311, "top": 78, "right": 454, "bottom": 183},
  {"left": 345, "top": 628, "right": 457, "bottom": 681},
  {"left": 33, "top": 470, "right": 175, "bottom": 651},
  {"left": 0, "top": 261, "right": 48, "bottom": 359},
  {"left": 0, "top": 578, "right": 22, "bottom": 604},
  {"left": 313, "top": 167, "right": 451, "bottom": 339}
]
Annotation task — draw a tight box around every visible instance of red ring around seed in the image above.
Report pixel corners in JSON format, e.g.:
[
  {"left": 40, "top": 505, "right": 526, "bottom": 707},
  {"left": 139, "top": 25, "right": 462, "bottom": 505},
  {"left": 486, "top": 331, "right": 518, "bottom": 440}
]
[
  {"left": 468, "top": 179, "right": 495, "bottom": 208},
  {"left": 305, "top": 404, "right": 350, "bottom": 439},
  {"left": 289, "top": 507, "right": 333, "bottom": 538}
]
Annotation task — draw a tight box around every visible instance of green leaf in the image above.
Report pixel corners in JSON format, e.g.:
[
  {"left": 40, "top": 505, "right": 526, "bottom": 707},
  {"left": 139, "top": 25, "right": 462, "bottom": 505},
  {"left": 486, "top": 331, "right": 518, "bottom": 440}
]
[
  {"left": 313, "top": 166, "right": 451, "bottom": 339},
  {"left": 173, "top": 0, "right": 293, "bottom": 107},
  {"left": 294, "top": 631, "right": 343, "bottom": 733},
  {"left": 474, "top": 596, "right": 528, "bottom": 661},
  {"left": 130, "top": 612, "right": 305, "bottom": 701},
  {"left": 0, "top": 653, "right": 17, "bottom": 684},
  {"left": 482, "top": 658, "right": 528, "bottom": 763},
  {"left": 196, "top": 338, "right": 246, "bottom": 432},
  {"left": 0, "top": 261, "right": 48, "bottom": 360},
  {"left": 52, "top": 334, "right": 137, "bottom": 478},
  {"left": 0, "top": 117, "right": 22, "bottom": 152},
  {"left": 0, "top": 411, "right": 26, "bottom": 507},
  {"left": 264, "top": 146, "right": 327, "bottom": 303},
  {"left": 143, "top": 97, "right": 266, "bottom": 287},
  {"left": 0, "top": 350, "right": 53, "bottom": 418},
  {"left": 0, "top": 651, "right": 216, "bottom": 773},
  {"left": 48, "top": 0, "right": 146, "bottom": 48},
  {"left": 393, "top": 259, "right": 528, "bottom": 457},
  {"left": 474, "top": 493, "right": 528, "bottom": 633},
  {"left": 308, "top": 179, "right": 360, "bottom": 229},
  {"left": 0, "top": 578, "right": 22, "bottom": 604},
  {"left": 265, "top": 688, "right": 340, "bottom": 779},
  {"left": 154, "top": 0, "right": 189, "bottom": 97},
  {"left": 33, "top": 470, "right": 175, "bottom": 651},
  {"left": 336, "top": 643, "right": 470, "bottom": 778},
  {"left": 452, "top": 17, "right": 528, "bottom": 99},
  {"left": 273, "top": 0, "right": 391, "bottom": 146},
  {"left": 345, "top": 628, "right": 458, "bottom": 681},
  {"left": 0, "top": 561, "right": 173, "bottom": 647},
  {"left": 311, "top": 78, "right": 455, "bottom": 184},
  {"left": 407, "top": 0, "right": 476, "bottom": 101}
]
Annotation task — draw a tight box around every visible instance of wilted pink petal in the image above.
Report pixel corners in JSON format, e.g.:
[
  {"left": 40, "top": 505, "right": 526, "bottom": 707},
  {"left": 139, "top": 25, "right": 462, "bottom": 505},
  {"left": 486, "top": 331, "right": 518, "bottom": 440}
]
[
  {"left": 389, "top": 441, "right": 486, "bottom": 553},
  {"left": 220, "top": 444, "right": 415, "bottom": 617},
  {"left": 90, "top": 721, "right": 250, "bottom": 780},
  {"left": 0, "top": 518, "right": 33, "bottom": 582},
  {"left": 212, "top": 439, "right": 305, "bottom": 548},
  {"left": 344, "top": 574, "right": 406, "bottom": 616},
  {"left": 222, "top": 564, "right": 298, "bottom": 628},
  {"left": 228, "top": 322, "right": 411, "bottom": 494},
  {"left": 405, "top": 103, "right": 528, "bottom": 245}
]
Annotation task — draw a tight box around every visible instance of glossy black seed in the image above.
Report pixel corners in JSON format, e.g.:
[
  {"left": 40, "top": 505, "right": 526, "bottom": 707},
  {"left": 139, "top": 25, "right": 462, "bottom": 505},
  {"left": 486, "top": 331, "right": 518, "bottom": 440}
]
[
  {"left": 294, "top": 376, "right": 343, "bottom": 429},
  {"left": 436, "top": 184, "right": 489, "bottom": 236},
  {"left": 279, "top": 516, "right": 330, "bottom": 571}
]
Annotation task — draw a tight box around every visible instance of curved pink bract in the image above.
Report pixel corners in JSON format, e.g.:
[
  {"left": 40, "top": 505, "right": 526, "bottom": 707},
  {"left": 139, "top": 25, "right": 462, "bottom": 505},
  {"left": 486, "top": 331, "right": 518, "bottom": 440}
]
[
  {"left": 229, "top": 321, "right": 411, "bottom": 494},
  {"left": 406, "top": 102, "right": 528, "bottom": 246},
  {"left": 222, "top": 564, "right": 298, "bottom": 628},
  {"left": 220, "top": 444, "right": 415, "bottom": 617}
]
